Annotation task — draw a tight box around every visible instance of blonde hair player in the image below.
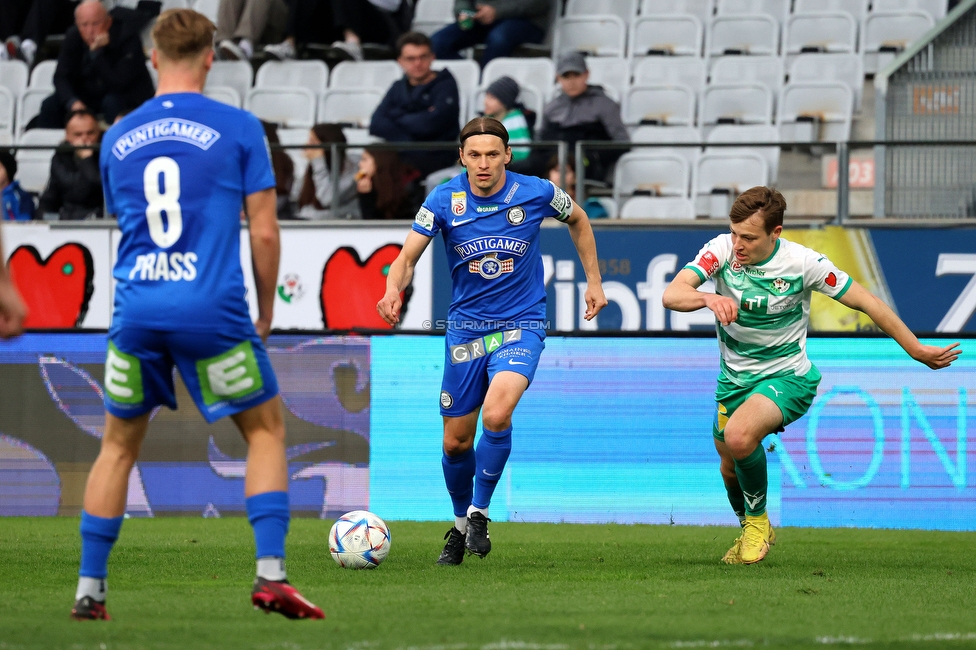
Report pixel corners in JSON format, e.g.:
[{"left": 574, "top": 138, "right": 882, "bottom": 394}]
[
  {"left": 71, "top": 9, "right": 323, "bottom": 621},
  {"left": 663, "top": 186, "right": 961, "bottom": 565}
]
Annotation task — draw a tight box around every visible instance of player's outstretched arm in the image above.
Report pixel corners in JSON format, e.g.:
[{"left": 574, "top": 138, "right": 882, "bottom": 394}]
[
  {"left": 837, "top": 280, "right": 961, "bottom": 369},
  {"left": 663, "top": 268, "right": 738, "bottom": 326},
  {"left": 0, "top": 228, "right": 27, "bottom": 339},
  {"left": 246, "top": 188, "right": 279, "bottom": 341},
  {"left": 377, "top": 231, "right": 432, "bottom": 326},
  {"left": 564, "top": 201, "right": 607, "bottom": 321}
]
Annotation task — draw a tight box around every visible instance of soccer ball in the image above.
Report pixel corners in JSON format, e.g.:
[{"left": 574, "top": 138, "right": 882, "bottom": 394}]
[{"left": 329, "top": 510, "right": 391, "bottom": 569}]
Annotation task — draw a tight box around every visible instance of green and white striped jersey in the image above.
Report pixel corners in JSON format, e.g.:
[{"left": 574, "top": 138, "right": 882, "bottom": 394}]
[{"left": 684, "top": 235, "right": 853, "bottom": 386}]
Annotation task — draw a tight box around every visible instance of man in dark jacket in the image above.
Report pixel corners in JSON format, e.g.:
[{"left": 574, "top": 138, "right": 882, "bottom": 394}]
[
  {"left": 34, "top": 0, "right": 155, "bottom": 129},
  {"left": 536, "top": 51, "right": 630, "bottom": 182},
  {"left": 431, "top": 0, "right": 550, "bottom": 68},
  {"left": 39, "top": 109, "right": 103, "bottom": 220},
  {"left": 369, "top": 31, "right": 460, "bottom": 176}
]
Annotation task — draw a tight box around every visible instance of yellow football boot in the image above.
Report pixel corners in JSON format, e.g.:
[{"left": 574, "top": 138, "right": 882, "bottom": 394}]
[
  {"left": 739, "top": 512, "right": 772, "bottom": 564},
  {"left": 721, "top": 532, "right": 743, "bottom": 564}
]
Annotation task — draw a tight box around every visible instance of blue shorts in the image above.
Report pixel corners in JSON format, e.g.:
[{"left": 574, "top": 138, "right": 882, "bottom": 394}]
[
  {"left": 103, "top": 325, "right": 279, "bottom": 424},
  {"left": 439, "top": 327, "right": 545, "bottom": 417}
]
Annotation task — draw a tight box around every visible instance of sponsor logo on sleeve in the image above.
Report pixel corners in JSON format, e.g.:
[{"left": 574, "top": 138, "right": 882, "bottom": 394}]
[
  {"left": 414, "top": 206, "right": 435, "bottom": 231},
  {"left": 697, "top": 251, "right": 720, "bottom": 276},
  {"left": 451, "top": 191, "right": 467, "bottom": 216}
]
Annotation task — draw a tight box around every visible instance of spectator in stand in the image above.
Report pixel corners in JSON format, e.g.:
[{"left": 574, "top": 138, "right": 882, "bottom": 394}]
[
  {"left": 536, "top": 51, "right": 629, "bottom": 182},
  {"left": 1, "top": 0, "right": 79, "bottom": 69},
  {"left": 261, "top": 121, "right": 295, "bottom": 219},
  {"left": 38, "top": 109, "right": 103, "bottom": 220},
  {"left": 297, "top": 123, "right": 360, "bottom": 220},
  {"left": 355, "top": 147, "right": 422, "bottom": 220},
  {"left": 33, "top": 1, "right": 154, "bottom": 129},
  {"left": 369, "top": 32, "right": 460, "bottom": 176},
  {"left": 482, "top": 75, "right": 531, "bottom": 163},
  {"left": 329, "top": 0, "right": 411, "bottom": 61},
  {"left": 0, "top": 150, "right": 35, "bottom": 221},
  {"left": 215, "top": 0, "right": 288, "bottom": 61},
  {"left": 431, "top": 0, "right": 550, "bottom": 68},
  {"left": 263, "top": 0, "right": 337, "bottom": 61}
]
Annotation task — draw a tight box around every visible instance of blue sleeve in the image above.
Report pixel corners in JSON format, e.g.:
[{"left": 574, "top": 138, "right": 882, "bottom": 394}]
[
  {"left": 99, "top": 139, "right": 115, "bottom": 216},
  {"left": 411, "top": 188, "right": 442, "bottom": 237},
  {"left": 240, "top": 112, "right": 276, "bottom": 196},
  {"left": 531, "top": 175, "right": 572, "bottom": 222}
]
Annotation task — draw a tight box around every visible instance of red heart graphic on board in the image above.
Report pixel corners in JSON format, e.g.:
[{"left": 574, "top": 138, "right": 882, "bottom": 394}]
[
  {"left": 7, "top": 244, "right": 94, "bottom": 328},
  {"left": 321, "top": 245, "right": 406, "bottom": 330}
]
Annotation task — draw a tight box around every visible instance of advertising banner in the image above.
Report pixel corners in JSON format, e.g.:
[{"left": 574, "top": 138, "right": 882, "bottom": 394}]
[
  {"left": 430, "top": 226, "right": 976, "bottom": 333},
  {"left": 2, "top": 224, "right": 432, "bottom": 331}
]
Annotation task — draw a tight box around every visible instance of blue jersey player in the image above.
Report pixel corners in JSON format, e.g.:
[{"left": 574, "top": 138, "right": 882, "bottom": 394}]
[
  {"left": 71, "top": 9, "right": 323, "bottom": 621},
  {"left": 377, "top": 117, "right": 607, "bottom": 564}
]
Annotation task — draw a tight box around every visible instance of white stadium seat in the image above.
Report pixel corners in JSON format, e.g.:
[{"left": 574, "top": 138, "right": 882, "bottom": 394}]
[
  {"left": 620, "top": 196, "right": 696, "bottom": 219},
  {"left": 203, "top": 86, "right": 241, "bottom": 108},
  {"left": 629, "top": 15, "right": 703, "bottom": 58},
  {"left": 0, "top": 61, "right": 29, "bottom": 100},
  {"left": 699, "top": 83, "right": 773, "bottom": 135},
  {"left": 709, "top": 55, "right": 784, "bottom": 98},
  {"left": 694, "top": 151, "right": 769, "bottom": 216},
  {"left": 205, "top": 61, "right": 253, "bottom": 106},
  {"left": 716, "top": 0, "right": 789, "bottom": 22},
  {"left": 192, "top": 0, "right": 219, "bottom": 22},
  {"left": 566, "top": 0, "right": 638, "bottom": 21},
  {"left": 794, "top": 0, "right": 868, "bottom": 19},
  {"left": 17, "top": 88, "right": 50, "bottom": 136},
  {"left": 16, "top": 128, "right": 63, "bottom": 194},
  {"left": 432, "top": 59, "right": 479, "bottom": 127},
  {"left": 584, "top": 57, "right": 630, "bottom": 103},
  {"left": 0, "top": 87, "right": 14, "bottom": 137},
  {"left": 871, "top": 0, "right": 947, "bottom": 21},
  {"left": 411, "top": 0, "right": 454, "bottom": 36},
  {"left": 861, "top": 11, "right": 935, "bottom": 73},
  {"left": 255, "top": 60, "right": 328, "bottom": 95},
  {"left": 552, "top": 15, "right": 627, "bottom": 57},
  {"left": 246, "top": 87, "right": 316, "bottom": 129},
  {"left": 777, "top": 80, "right": 853, "bottom": 142},
  {"left": 784, "top": 12, "right": 858, "bottom": 57},
  {"left": 633, "top": 56, "right": 706, "bottom": 90},
  {"left": 640, "top": 0, "right": 714, "bottom": 23},
  {"left": 789, "top": 53, "right": 864, "bottom": 111},
  {"left": 29, "top": 60, "right": 56, "bottom": 88},
  {"left": 630, "top": 125, "right": 702, "bottom": 164},
  {"left": 481, "top": 57, "right": 555, "bottom": 108},
  {"left": 707, "top": 14, "right": 780, "bottom": 57},
  {"left": 613, "top": 152, "right": 692, "bottom": 205},
  {"left": 329, "top": 60, "right": 401, "bottom": 90},
  {"left": 706, "top": 124, "right": 780, "bottom": 183},
  {"left": 623, "top": 84, "right": 697, "bottom": 126},
  {"left": 317, "top": 89, "right": 384, "bottom": 129}
]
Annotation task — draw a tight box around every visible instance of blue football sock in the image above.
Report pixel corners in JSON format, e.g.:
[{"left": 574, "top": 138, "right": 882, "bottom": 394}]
[
  {"left": 473, "top": 426, "right": 512, "bottom": 510},
  {"left": 442, "top": 447, "right": 476, "bottom": 518},
  {"left": 79, "top": 511, "right": 124, "bottom": 579},
  {"left": 246, "top": 491, "right": 289, "bottom": 559}
]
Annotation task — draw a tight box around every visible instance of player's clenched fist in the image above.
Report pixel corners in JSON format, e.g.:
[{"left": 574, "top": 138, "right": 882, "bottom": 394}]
[
  {"left": 376, "top": 291, "right": 402, "bottom": 326},
  {"left": 704, "top": 292, "right": 738, "bottom": 326}
]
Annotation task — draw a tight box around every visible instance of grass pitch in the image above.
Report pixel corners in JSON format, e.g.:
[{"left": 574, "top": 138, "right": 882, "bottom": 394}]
[{"left": 1, "top": 518, "right": 975, "bottom": 649}]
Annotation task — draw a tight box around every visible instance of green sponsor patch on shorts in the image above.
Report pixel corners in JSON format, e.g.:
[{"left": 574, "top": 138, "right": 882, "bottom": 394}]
[
  {"left": 196, "top": 341, "right": 263, "bottom": 406},
  {"left": 104, "top": 341, "right": 144, "bottom": 405}
]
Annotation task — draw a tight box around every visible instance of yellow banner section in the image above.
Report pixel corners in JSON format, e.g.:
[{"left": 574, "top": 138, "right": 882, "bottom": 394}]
[{"left": 787, "top": 227, "right": 892, "bottom": 332}]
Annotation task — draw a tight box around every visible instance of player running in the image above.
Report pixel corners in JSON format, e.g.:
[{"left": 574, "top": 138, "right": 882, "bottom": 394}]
[
  {"left": 71, "top": 9, "right": 323, "bottom": 621},
  {"left": 377, "top": 117, "right": 607, "bottom": 564},
  {"left": 663, "top": 186, "right": 961, "bottom": 565}
]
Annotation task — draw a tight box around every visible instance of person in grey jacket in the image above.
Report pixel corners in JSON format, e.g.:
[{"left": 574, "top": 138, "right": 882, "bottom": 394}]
[
  {"left": 537, "top": 51, "right": 630, "bottom": 182},
  {"left": 430, "top": 0, "right": 550, "bottom": 67}
]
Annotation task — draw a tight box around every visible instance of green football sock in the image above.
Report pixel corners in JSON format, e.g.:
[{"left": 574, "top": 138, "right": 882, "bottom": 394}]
[
  {"left": 723, "top": 477, "right": 746, "bottom": 524},
  {"left": 734, "top": 444, "right": 767, "bottom": 516}
]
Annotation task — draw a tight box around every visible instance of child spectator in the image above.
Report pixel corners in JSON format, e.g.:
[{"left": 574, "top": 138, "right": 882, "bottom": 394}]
[{"left": 483, "top": 75, "right": 531, "bottom": 162}]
